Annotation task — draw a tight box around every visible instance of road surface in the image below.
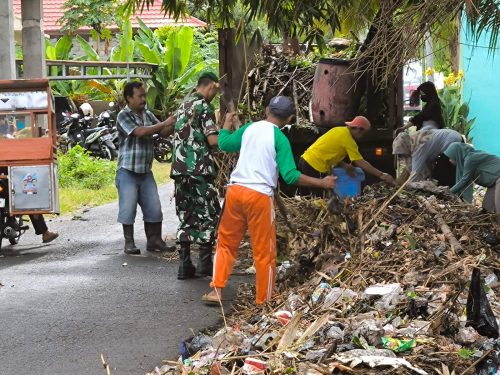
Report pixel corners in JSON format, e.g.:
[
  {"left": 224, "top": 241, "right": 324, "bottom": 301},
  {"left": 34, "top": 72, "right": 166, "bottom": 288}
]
[{"left": 0, "top": 183, "right": 243, "bottom": 374}]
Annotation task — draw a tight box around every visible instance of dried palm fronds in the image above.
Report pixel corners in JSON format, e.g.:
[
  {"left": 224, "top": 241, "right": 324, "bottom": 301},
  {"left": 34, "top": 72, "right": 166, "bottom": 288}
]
[{"left": 354, "top": 1, "right": 464, "bottom": 86}]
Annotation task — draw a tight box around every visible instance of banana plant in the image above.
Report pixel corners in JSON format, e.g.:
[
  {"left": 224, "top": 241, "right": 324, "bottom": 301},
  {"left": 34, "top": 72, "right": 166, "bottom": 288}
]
[
  {"left": 440, "top": 86, "right": 476, "bottom": 142},
  {"left": 45, "top": 35, "right": 89, "bottom": 99},
  {"left": 134, "top": 18, "right": 218, "bottom": 118}
]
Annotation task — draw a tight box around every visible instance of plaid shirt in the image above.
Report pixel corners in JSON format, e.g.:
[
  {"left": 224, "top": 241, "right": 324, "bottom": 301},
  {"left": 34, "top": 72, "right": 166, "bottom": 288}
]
[{"left": 116, "top": 105, "right": 159, "bottom": 173}]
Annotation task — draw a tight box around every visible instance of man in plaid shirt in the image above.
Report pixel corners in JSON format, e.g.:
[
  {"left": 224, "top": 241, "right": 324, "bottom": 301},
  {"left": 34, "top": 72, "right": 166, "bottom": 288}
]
[{"left": 116, "top": 81, "right": 176, "bottom": 255}]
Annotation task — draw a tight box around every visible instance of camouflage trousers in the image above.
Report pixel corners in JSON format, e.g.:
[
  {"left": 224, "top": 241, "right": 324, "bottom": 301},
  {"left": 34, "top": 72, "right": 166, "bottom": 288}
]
[{"left": 173, "top": 175, "right": 221, "bottom": 245}]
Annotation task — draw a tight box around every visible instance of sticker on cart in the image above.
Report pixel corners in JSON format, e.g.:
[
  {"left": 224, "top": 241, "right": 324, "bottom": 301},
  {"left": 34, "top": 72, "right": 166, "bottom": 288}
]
[{"left": 22, "top": 173, "right": 38, "bottom": 195}]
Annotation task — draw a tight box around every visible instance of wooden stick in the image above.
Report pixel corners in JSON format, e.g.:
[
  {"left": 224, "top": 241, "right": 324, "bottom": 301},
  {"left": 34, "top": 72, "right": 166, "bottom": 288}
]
[
  {"left": 101, "top": 353, "right": 111, "bottom": 375},
  {"left": 292, "top": 80, "right": 299, "bottom": 126},
  {"left": 419, "top": 197, "right": 463, "bottom": 254}
]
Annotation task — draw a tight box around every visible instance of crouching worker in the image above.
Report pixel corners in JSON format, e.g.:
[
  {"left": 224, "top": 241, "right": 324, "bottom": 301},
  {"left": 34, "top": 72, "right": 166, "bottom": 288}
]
[
  {"left": 444, "top": 142, "right": 500, "bottom": 214},
  {"left": 298, "top": 116, "right": 394, "bottom": 197},
  {"left": 202, "top": 96, "right": 336, "bottom": 305}
]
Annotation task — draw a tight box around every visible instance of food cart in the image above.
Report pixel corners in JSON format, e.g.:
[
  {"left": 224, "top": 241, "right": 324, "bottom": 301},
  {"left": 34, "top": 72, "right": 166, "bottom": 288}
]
[{"left": 0, "top": 79, "right": 59, "bottom": 248}]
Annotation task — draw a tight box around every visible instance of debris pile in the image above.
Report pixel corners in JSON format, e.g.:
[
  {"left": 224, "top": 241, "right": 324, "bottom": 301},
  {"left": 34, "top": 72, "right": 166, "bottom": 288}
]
[
  {"left": 150, "top": 185, "right": 499, "bottom": 375},
  {"left": 241, "top": 53, "right": 316, "bottom": 123}
]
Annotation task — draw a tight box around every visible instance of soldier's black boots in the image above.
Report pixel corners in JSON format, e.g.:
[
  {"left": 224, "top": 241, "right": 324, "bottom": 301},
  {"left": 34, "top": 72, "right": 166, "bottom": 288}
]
[
  {"left": 197, "top": 244, "right": 213, "bottom": 277},
  {"left": 123, "top": 224, "right": 141, "bottom": 255},
  {"left": 145, "top": 222, "right": 176, "bottom": 252},
  {"left": 178, "top": 242, "right": 197, "bottom": 280}
]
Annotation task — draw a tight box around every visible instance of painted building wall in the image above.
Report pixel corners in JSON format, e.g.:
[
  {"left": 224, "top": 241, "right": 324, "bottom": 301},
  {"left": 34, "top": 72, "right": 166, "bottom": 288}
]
[{"left": 461, "top": 28, "right": 500, "bottom": 156}]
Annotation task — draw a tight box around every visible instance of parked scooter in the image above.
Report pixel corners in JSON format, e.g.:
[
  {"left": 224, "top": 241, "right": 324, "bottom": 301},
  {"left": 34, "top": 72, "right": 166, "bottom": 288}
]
[
  {"left": 59, "top": 109, "right": 117, "bottom": 160},
  {"left": 95, "top": 102, "right": 119, "bottom": 150}
]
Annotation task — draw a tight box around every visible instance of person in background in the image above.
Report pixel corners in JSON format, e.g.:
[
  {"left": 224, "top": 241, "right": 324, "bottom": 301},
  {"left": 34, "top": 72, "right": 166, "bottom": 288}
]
[
  {"left": 115, "top": 81, "right": 176, "bottom": 255},
  {"left": 399, "top": 81, "right": 445, "bottom": 132},
  {"left": 202, "top": 96, "right": 336, "bottom": 305},
  {"left": 298, "top": 116, "right": 394, "bottom": 196},
  {"left": 444, "top": 142, "right": 500, "bottom": 214},
  {"left": 392, "top": 128, "right": 463, "bottom": 184},
  {"left": 30, "top": 215, "right": 58, "bottom": 243},
  {"left": 171, "top": 72, "right": 221, "bottom": 280}
]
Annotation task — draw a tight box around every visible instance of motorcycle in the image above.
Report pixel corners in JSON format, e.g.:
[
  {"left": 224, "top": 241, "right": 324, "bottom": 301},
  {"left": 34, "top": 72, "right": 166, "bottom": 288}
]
[
  {"left": 153, "top": 133, "right": 174, "bottom": 163},
  {"left": 95, "top": 102, "right": 119, "bottom": 150},
  {"left": 60, "top": 113, "right": 117, "bottom": 160}
]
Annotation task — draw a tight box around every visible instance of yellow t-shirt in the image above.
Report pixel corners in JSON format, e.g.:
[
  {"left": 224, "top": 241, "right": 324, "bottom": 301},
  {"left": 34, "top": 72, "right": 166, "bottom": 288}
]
[{"left": 302, "top": 127, "right": 363, "bottom": 173}]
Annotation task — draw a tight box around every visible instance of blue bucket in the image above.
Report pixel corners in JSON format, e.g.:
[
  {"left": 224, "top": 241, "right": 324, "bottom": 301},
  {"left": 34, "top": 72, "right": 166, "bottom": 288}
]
[{"left": 332, "top": 167, "right": 365, "bottom": 199}]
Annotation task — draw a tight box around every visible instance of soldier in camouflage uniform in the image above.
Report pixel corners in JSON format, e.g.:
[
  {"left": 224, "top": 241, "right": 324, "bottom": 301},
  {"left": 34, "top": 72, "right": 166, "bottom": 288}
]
[{"left": 171, "top": 72, "right": 221, "bottom": 280}]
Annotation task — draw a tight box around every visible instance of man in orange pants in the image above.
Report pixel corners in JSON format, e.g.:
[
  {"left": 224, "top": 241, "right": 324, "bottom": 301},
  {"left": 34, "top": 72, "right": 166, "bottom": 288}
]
[{"left": 202, "top": 96, "right": 336, "bottom": 304}]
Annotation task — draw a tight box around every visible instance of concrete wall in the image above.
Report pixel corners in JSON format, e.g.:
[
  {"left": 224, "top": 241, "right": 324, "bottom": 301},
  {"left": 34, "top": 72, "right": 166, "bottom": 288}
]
[{"left": 461, "top": 28, "right": 500, "bottom": 156}]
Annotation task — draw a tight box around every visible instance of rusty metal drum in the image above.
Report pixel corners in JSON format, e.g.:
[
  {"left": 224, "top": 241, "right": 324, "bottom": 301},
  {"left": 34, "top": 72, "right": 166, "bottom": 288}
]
[{"left": 311, "top": 58, "right": 358, "bottom": 127}]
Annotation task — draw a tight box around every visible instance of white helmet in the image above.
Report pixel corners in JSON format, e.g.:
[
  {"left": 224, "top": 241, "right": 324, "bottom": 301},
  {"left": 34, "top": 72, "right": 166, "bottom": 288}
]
[{"left": 79, "top": 102, "right": 94, "bottom": 117}]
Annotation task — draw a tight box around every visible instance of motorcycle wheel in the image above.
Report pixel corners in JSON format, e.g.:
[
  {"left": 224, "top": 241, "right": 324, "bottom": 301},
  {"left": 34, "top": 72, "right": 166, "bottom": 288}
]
[
  {"left": 100, "top": 144, "right": 115, "bottom": 161},
  {"left": 154, "top": 140, "right": 173, "bottom": 163},
  {"left": 9, "top": 216, "right": 23, "bottom": 245}
]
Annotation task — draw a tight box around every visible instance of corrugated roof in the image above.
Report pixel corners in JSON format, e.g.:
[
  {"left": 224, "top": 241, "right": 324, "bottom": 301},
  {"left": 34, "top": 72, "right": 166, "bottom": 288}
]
[{"left": 12, "top": 0, "right": 206, "bottom": 35}]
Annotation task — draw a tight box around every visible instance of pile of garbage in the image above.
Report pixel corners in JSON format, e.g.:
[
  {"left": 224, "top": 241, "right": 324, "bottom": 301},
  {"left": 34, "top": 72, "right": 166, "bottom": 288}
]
[
  {"left": 150, "top": 185, "right": 499, "bottom": 375},
  {"left": 241, "top": 53, "right": 316, "bottom": 123}
]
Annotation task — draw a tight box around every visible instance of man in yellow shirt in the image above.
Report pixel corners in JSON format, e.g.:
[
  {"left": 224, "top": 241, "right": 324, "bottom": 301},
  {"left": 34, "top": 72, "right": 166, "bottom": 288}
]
[{"left": 299, "top": 116, "right": 394, "bottom": 196}]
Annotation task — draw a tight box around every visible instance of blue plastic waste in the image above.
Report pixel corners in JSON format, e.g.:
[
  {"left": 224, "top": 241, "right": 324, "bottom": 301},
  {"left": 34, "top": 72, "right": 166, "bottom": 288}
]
[{"left": 332, "top": 167, "right": 365, "bottom": 199}]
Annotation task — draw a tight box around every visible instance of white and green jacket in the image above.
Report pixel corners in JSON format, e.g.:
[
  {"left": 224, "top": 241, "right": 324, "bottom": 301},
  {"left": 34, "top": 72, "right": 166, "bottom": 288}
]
[{"left": 219, "top": 120, "right": 301, "bottom": 196}]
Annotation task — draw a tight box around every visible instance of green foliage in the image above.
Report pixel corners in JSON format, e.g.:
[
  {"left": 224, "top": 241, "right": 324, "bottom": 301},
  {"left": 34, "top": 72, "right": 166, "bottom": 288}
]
[
  {"left": 111, "top": 17, "right": 134, "bottom": 62},
  {"left": 457, "top": 348, "right": 476, "bottom": 359},
  {"left": 45, "top": 35, "right": 74, "bottom": 60},
  {"left": 439, "top": 84, "right": 476, "bottom": 142},
  {"left": 407, "top": 291, "right": 418, "bottom": 299},
  {"left": 49, "top": 13, "right": 217, "bottom": 116},
  {"left": 58, "top": 145, "right": 117, "bottom": 190},
  {"left": 124, "top": 0, "right": 349, "bottom": 52},
  {"left": 133, "top": 19, "right": 218, "bottom": 118},
  {"left": 58, "top": 0, "right": 118, "bottom": 35}
]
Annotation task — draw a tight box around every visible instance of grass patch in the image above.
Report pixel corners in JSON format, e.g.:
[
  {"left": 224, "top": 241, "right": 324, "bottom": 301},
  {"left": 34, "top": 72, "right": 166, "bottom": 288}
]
[{"left": 58, "top": 146, "right": 171, "bottom": 214}]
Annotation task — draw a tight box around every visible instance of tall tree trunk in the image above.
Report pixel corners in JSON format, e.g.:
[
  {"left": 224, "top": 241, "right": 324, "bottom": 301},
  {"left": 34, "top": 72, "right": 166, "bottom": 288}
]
[
  {"left": 450, "top": 16, "right": 460, "bottom": 73},
  {"left": 218, "top": 28, "right": 235, "bottom": 116}
]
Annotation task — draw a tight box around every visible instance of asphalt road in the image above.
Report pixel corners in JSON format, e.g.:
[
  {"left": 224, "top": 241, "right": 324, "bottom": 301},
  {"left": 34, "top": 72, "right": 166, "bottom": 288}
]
[{"left": 0, "top": 182, "right": 242, "bottom": 375}]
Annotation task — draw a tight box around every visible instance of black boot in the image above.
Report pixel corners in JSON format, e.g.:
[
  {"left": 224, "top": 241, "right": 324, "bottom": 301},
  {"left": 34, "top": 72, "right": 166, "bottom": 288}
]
[
  {"left": 123, "top": 224, "right": 140, "bottom": 255},
  {"left": 145, "top": 222, "right": 176, "bottom": 252},
  {"left": 178, "top": 243, "right": 197, "bottom": 280},
  {"left": 197, "top": 243, "right": 213, "bottom": 277}
]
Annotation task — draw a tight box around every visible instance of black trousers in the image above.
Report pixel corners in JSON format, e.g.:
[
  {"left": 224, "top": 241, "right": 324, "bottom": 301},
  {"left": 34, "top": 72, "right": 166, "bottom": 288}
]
[
  {"left": 30, "top": 214, "right": 48, "bottom": 235},
  {"left": 297, "top": 157, "right": 328, "bottom": 198}
]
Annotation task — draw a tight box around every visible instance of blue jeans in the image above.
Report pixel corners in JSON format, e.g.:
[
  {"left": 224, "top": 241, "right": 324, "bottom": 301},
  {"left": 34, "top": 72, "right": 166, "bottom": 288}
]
[{"left": 115, "top": 168, "right": 163, "bottom": 224}]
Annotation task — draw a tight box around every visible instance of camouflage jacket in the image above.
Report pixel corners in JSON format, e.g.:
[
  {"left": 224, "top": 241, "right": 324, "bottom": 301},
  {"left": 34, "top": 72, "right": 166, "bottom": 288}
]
[{"left": 171, "top": 93, "right": 219, "bottom": 177}]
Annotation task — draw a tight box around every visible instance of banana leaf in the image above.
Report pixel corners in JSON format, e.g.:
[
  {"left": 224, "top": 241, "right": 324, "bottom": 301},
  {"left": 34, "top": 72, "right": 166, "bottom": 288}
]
[{"left": 76, "top": 35, "right": 100, "bottom": 61}]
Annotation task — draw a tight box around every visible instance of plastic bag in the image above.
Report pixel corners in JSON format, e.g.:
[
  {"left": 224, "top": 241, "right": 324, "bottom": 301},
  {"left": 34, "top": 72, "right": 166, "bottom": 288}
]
[{"left": 465, "top": 268, "right": 499, "bottom": 339}]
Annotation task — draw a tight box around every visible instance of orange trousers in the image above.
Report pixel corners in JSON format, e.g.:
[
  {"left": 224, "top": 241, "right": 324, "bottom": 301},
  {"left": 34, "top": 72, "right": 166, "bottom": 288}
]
[{"left": 211, "top": 184, "right": 276, "bottom": 304}]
